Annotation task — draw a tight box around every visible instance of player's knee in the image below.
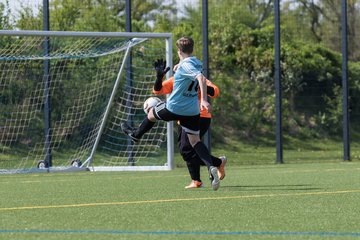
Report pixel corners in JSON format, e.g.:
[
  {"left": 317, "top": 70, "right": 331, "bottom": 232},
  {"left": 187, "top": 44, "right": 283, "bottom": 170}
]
[
  {"left": 182, "top": 152, "right": 196, "bottom": 162},
  {"left": 187, "top": 134, "right": 200, "bottom": 147},
  {"left": 147, "top": 108, "right": 157, "bottom": 122}
]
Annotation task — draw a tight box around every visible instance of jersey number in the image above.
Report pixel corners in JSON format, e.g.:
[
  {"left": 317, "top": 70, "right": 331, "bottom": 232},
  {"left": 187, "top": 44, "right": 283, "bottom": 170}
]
[{"left": 187, "top": 81, "right": 199, "bottom": 92}]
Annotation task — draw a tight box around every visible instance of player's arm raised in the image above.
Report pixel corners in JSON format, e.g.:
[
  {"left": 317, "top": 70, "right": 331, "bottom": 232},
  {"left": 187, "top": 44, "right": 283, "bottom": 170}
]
[
  {"left": 153, "top": 77, "right": 174, "bottom": 95},
  {"left": 153, "top": 59, "right": 170, "bottom": 91}
]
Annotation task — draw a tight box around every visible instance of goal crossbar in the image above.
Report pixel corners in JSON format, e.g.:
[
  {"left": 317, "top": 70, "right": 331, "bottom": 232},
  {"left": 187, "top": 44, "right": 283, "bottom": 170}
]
[{"left": 0, "top": 30, "right": 171, "bottom": 38}]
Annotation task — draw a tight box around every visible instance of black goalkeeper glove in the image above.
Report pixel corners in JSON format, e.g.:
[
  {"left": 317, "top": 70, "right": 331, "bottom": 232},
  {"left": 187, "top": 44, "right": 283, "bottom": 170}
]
[
  {"left": 207, "top": 86, "right": 215, "bottom": 97},
  {"left": 154, "top": 59, "right": 170, "bottom": 91},
  {"left": 154, "top": 59, "right": 170, "bottom": 81}
]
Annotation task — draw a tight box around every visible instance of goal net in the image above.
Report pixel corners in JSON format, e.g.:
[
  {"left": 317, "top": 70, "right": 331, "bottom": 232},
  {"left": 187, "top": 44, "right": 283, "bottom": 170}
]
[{"left": 0, "top": 30, "right": 174, "bottom": 173}]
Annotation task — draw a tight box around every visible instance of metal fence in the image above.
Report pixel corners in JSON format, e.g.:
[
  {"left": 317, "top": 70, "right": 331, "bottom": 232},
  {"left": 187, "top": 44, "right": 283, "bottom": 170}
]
[{"left": 2, "top": 0, "right": 359, "bottom": 164}]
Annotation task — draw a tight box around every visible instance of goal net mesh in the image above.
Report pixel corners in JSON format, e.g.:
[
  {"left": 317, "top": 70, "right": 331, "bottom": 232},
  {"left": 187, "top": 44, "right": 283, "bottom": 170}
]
[{"left": 0, "top": 32, "right": 172, "bottom": 173}]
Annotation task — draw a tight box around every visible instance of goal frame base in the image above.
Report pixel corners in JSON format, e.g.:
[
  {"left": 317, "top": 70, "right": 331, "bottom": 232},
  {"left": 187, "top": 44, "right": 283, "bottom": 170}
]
[{"left": 89, "top": 165, "right": 172, "bottom": 172}]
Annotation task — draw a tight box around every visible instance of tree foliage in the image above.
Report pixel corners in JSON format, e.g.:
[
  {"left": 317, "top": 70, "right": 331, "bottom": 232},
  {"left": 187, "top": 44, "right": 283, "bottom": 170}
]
[
  {"left": 0, "top": 0, "right": 12, "bottom": 30},
  {"left": 15, "top": 0, "right": 176, "bottom": 32},
  {"left": 2, "top": 0, "right": 360, "bottom": 144}
]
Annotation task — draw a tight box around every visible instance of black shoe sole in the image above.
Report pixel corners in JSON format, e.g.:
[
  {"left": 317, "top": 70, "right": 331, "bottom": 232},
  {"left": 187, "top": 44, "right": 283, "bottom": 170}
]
[{"left": 121, "top": 123, "right": 139, "bottom": 143}]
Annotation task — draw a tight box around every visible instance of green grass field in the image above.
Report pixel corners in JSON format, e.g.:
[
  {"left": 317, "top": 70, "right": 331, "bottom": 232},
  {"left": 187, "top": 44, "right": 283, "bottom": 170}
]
[{"left": 0, "top": 162, "right": 360, "bottom": 240}]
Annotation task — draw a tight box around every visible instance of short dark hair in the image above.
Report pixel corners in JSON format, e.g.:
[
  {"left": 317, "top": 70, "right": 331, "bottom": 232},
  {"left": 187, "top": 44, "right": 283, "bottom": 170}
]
[{"left": 176, "top": 37, "right": 194, "bottom": 54}]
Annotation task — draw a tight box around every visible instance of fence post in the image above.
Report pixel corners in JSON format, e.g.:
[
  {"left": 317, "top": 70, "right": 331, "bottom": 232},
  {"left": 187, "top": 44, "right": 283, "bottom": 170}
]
[
  {"left": 274, "top": 0, "right": 283, "bottom": 164},
  {"left": 43, "top": 0, "right": 52, "bottom": 167},
  {"left": 202, "top": 0, "right": 211, "bottom": 152},
  {"left": 125, "top": 0, "right": 135, "bottom": 165},
  {"left": 341, "top": 0, "right": 350, "bottom": 161}
]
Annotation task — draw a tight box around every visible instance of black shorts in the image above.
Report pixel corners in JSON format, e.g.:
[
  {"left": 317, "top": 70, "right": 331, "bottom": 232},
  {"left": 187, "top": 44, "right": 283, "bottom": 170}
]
[
  {"left": 152, "top": 101, "right": 200, "bottom": 134},
  {"left": 178, "top": 117, "right": 211, "bottom": 161}
]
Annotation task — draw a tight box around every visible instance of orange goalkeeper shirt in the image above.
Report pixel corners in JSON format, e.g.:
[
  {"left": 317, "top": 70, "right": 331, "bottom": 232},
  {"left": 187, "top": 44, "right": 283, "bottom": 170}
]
[{"left": 152, "top": 76, "right": 220, "bottom": 118}]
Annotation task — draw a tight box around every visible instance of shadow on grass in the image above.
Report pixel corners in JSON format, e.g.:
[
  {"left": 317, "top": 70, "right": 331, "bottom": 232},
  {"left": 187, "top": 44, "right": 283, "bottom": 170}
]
[{"left": 221, "top": 184, "right": 323, "bottom": 191}]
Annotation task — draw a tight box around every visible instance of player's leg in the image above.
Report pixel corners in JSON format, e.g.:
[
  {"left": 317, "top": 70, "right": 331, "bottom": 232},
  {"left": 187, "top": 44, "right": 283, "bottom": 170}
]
[
  {"left": 184, "top": 157, "right": 203, "bottom": 188},
  {"left": 199, "top": 118, "right": 222, "bottom": 167},
  {"left": 186, "top": 118, "right": 222, "bottom": 167},
  {"left": 121, "top": 108, "right": 157, "bottom": 142},
  {"left": 199, "top": 118, "right": 227, "bottom": 180},
  {"left": 185, "top": 157, "right": 201, "bottom": 182},
  {"left": 187, "top": 133, "right": 221, "bottom": 190},
  {"left": 121, "top": 101, "right": 166, "bottom": 142},
  {"left": 180, "top": 116, "right": 220, "bottom": 190},
  {"left": 217, "top": 155, "right": 227, "bottom": 180},
  {"left": 179, "top": 117, "right": 227, "bottom": 182},
  {"left": 177, "top": 126, "right": 203, "bottom": 188}
]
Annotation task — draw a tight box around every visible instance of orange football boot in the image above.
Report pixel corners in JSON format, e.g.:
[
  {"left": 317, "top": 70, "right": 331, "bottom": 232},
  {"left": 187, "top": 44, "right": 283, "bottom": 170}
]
[{"left": 185, "top": 180, "right": 204, "bottom": 189}]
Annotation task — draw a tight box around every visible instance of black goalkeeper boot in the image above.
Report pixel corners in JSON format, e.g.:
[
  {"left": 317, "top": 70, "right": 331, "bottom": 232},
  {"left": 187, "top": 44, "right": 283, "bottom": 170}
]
[{"left": 121, "top": 122, "right": 140, "bottom": 143}]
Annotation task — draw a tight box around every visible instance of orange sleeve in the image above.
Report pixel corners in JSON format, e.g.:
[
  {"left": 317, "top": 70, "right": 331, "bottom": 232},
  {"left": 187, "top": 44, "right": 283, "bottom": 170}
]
[
  {"left": 198, "top": 79, "right": 220, "bottom": 118},
  {"left": 206, "top": 79, "right": 220, "bottom": 99},
  {"left": 152, "top": 77, "right": 174, "bottom": 95}
]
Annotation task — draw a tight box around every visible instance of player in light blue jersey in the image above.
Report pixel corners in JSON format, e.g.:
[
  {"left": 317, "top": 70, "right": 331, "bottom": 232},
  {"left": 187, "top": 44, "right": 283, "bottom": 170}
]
[
  {"left": 121, "top": 37, "right": 222, "bottom": 190},
  {"left": 166, "top": 57, "right": 203, "bottom": 116}
]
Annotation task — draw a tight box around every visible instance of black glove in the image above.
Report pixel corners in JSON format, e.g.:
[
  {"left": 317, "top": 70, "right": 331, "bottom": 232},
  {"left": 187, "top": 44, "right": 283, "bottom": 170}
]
[
  {"left": 154, "top": 59, "right": 170, "bottom": 81},
  {"left": 153, "top": 59, "right": 170, "bottom": 91},
  {"left": 207, "top": 86, "right": 215, "bottom": 97}
]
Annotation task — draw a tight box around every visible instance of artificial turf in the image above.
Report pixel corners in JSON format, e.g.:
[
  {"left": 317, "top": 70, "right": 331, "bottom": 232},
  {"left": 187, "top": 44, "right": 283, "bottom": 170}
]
[{"left": 0, "top": 162, "right": 359, "bottom": 240}]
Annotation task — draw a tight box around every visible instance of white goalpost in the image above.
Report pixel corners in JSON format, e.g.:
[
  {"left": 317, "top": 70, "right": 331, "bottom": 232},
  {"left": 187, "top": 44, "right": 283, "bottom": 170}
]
[{"left": 0, "top": 30, "right": 174, "bottom": 173}]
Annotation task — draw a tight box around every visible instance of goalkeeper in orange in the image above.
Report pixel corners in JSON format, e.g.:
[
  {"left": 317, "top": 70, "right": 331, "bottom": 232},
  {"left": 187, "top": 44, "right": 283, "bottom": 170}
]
[{"left": 152, "top": 61, "right": 227, "bottom": 189}]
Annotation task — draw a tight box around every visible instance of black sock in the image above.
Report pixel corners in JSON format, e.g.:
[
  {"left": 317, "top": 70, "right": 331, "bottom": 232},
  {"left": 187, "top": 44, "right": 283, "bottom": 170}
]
[
  {"left": 186, "top": 156, "right": 201, "bottom": 182},
  {"left": 133, "top": 117, "right": 155, "bottom": 139},
  {"left": 193, "top": 141, "right": 213, "bottom": 168}
]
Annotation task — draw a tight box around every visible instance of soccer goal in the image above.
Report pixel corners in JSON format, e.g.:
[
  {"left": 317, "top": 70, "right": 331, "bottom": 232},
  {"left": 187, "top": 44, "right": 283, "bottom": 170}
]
[{"left": 0, "top": 30, "right": 174, "bottom": 173}]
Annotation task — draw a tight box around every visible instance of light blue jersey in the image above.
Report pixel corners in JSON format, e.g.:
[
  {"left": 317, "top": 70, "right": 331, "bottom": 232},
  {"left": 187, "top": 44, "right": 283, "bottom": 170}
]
[{"left": 166, "top": 57, "right": 203, "bottom": 116}]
